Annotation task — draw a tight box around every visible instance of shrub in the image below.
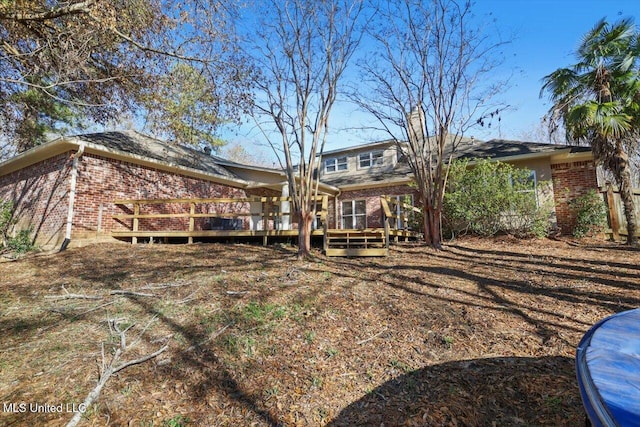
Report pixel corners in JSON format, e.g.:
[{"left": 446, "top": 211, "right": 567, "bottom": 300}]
[
  {"left": 569, "top": 189, "right": 608, "bottom": 238},
  {"left": 0, "top": 200, "right": 13, "bottom": 245},
  {"left": 443, "top": 159, "right": 549, "bottom": 238},
  {"left": 7, "top": 226, "right": 36, "bottom": 254}
]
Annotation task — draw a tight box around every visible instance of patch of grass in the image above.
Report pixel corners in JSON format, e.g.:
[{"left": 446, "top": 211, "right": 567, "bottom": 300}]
[
  {"left": 242, "top": 336, "right": 256, "bottom": 357},
  {"left": 218, "top": 334, "right": 239, "bottom": 355},
  {"left": 545, "top": 395, "right": 563, "bottom": 409},
  {"left": 311, "top": 376, "right": 323, "bottom": 388},
  {"left": 236, "top": 301, "right": 288, "bottom": 331},
  {"left": 325, "top": 347, "right": 338, "bottom": 358},
  {"left": 163, "top": 415, "right": 189, "bottom": 427},
  {"left": 442, "top": 335, "right": 454, "bottom": 347},
  {"left": 304, "top": 330, "right": 316, "bottom": 344},
  {"left": 389, "top": 359, "right": 411, "bottom": 373},
  {"left": 264, "top": 386, "right": 279, "bottom": 400}
]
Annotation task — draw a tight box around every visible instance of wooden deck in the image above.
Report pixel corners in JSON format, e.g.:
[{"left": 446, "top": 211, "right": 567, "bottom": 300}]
[{"left": 111, "top": 195, "right": 420, "bottom": 256}]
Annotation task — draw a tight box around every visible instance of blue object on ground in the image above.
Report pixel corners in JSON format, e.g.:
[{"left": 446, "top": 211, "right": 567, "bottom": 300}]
[{"left": 576, "top": 308, "right": 640, "bottom": 427}]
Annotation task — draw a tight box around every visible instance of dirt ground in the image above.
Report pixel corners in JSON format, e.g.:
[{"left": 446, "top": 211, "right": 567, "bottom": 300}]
[{"left": 1, "top": 236, "right": 639, "bottom": 426}]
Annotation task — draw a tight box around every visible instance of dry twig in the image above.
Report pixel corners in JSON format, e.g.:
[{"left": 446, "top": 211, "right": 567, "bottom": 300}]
[
  {"left": 65, "top": 317, "right": 167, "bottom": 427},
  {"left": 356, "top": 328, "right": 388, "bottom": 345},
  {"left": 45, "top": 285, "right": 102, "bottom": 300},
  {"left": 109, "top": 290, "right": 157, "bottom": 298}
]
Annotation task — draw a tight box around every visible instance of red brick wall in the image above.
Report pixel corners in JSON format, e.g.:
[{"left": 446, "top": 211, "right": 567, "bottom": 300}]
[
  {"left": 0, "top": 152, "right": 73, "bottom": 248},
  {"left": 335, "top": 185, "right": 418, "bottom": 228},
  {"left": 74, "top": 154, "right": 247, "bottom": 237},
  {"left": 551, "top": 160, "right": 599, "bottom": 234},
  {"left": 0, "top": 152, "right": 249, "bottom": 248}
]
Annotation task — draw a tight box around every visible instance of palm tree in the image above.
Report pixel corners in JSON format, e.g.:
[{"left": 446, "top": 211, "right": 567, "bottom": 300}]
[{"left": 542, "top": 18, "right": 640, "bottom": 245}]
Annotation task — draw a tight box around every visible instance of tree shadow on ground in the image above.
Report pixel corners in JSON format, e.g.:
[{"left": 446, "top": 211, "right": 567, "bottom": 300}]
[{"left": 328, "top": 356, "right": 582, "bottom": 427}]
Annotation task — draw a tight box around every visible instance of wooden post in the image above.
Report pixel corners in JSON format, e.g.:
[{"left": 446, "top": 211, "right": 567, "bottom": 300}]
[
  {"left": 320, "top": 195, "right": 329, "bottom": 252},
  {"left": 263, "top": 202, "right": 269, "bottom": 246},
  {"left": 132, "top": 203, "right": 139, "bottom": 245},
  {"left": 383, "top": 216, "right": 390, "bottom": 249},
  {"left": 323, "top": 221, "right": 328, "bottom": 253},
  {"left": 188, "top": 202, "right": 195, "bottom": 244},
  {"left": 606, "top": 184, "right": 620, "bottom": 241}
]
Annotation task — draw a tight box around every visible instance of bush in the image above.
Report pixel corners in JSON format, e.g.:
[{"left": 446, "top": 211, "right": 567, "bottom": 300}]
[
  {"left": 569, "top": 189, "right": 607, "bottom": 238},
  {"left": 443, "top": 159, "right": 549, "bottom": 238},
  {"left": 6, "top": 227, "right": 36, "bottom": 254},
  {"left": 0, "top": 200, "right": 13, "bottom": 243}
]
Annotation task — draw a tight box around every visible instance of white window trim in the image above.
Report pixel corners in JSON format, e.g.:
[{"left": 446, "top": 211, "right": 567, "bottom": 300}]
[
  {"left": 358, "top": 151, "right": 384, "bottom": 169},
  {"left": 511, "top": 170, "right": 538, "bottom": 206},
  {"left": 325, "top": 156, "right": 348, "bottom": 173},
  {"left": 341, "top": 199, "right": 367, "bottom": 229}
]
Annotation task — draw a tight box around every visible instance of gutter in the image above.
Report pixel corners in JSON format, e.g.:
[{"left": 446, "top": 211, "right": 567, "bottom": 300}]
[{"left": 60, "top": 143, "right": 85, "bottom": 251}]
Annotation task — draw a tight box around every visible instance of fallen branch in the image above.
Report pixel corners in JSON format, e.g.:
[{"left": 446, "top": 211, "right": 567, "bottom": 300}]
[
  {"left": 140, "top": 281, "right": 191, "bottom": 290},
  {"left": 174, "top": 292, "right": 199, "bottom": 304},
  {"left": 45, "top": 285, "right": 102, "bottom": 300},
  {"left": 356, "top": 328, "right": 388, "bottom": 345},
  {"left": 109, "top": 290, "right": 157, "bottom": 298},
  {"left": 45, "top": 294, "right": 102, "bottom": 300},
  {"left": 185, "top": 322, "right": 233, "bottom": 352},
  {"left": 66, "top": 317, "right": 167, "bottom": 427}
]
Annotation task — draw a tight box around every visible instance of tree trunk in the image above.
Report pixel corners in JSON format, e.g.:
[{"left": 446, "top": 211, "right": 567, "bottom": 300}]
[
  {"left": 617, "top": 147, "right": 638, "bottom": 245},
  {"left": 298, "top": 210, "right": 314, "bottom": 258},
  {"left": 422, "top": 206, "right": 442, "bottom": 250}
]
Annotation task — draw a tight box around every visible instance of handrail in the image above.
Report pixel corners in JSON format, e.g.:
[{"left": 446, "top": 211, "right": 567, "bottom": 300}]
[
  {"left": 113, "top": 195, "right": 329, "bottom": 244},
  {"left": 114, "top": 196, "right": 327, "bottom": 205}
]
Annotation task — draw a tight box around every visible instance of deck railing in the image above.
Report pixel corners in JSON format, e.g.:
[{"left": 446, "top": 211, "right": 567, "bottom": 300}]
[
  {"left": 112, "top": 195, "right": 328, "bottom": 244},
  {"left": 600, "top": 185, "right": 640, "bottom": 240},
  {"left": 380, "top": 196, "right": 422, "bottom": 243}
]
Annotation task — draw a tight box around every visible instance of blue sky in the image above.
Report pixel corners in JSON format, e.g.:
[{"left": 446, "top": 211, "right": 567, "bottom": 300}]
[
  {"left": 470, "top": 0, "right": 638, "bottom": 142},
  {"left": 224, "top": 0, "right": 638, "bottom": 160}
]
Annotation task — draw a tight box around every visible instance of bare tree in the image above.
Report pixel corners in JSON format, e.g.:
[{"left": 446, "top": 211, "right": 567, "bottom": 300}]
[
  {"left": 354, "top": 0, "right": 508, "bottom": 248},
  {"left": 248, "top": 0, "right": 367, "bottom": 258}
]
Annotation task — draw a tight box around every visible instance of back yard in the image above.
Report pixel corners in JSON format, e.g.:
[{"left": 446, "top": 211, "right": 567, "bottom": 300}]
[{"left": 1, "top": 237, "right": 639, "bottom": 426}]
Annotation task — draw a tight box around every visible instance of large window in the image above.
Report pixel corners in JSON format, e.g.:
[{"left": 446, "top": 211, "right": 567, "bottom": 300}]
[
  {"left": 325, "top": 156, "right": 348, "bottom": 173},
  {"left": 511, "top": 170, "right": 538, "bottom": 206},
  {"left": 341, "top": 200, "right": 366, "bottom": 229},
  {"left": 358, "top": 151, "right": 384, "bottom": 168}
]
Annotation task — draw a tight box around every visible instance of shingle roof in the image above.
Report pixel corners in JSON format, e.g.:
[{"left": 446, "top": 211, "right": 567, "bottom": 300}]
[
  {"left": 73, "top": 130, "right": 241, "bottom": 181},
  {"left": 321, "top": 163, "right": 413, "bottom": 187},
  {"left": 454, "top": 139, "right": 591, "bottom": 160},
  {"left": 319, "top": 139, "right": 592, "bottom": 187}
]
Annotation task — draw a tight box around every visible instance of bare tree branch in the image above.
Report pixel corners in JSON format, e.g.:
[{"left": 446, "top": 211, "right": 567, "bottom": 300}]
[
  {"left": 247, "top": 0, "right": 368, "bottom": 257},
  {"left": 0, "top": 1, "right": 95, "bottom": 21},
  {"left": 353, "top": 0, "right": 509, "bottom": 248}
]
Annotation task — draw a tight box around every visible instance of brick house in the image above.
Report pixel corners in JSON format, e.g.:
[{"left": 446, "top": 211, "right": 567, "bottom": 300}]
[
  {"left": 0, "top": 131, "right": 597, "bottom": 249},
  {"left": 319, "top": 139, "right": 597, "bottom": 234},
  {"left": 0, "top": 131, "right": 301, "bottom": 249}
]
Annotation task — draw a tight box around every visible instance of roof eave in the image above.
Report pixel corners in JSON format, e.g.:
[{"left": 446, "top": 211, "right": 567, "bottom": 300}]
[
  {"left": 334, "top": 177, "right": 414, "bottom": 192},
  {"left": 70, "top": 137, "right": 250, "bottom": 188},
  {"left": 0, "top": 138, "right": 77, "bottom": 177},
  {"left": 462, "top": 147, "right": 592, "bottom": 165},
  {"left": 0, "top": 136, "right": 251, "bottom": 189}
]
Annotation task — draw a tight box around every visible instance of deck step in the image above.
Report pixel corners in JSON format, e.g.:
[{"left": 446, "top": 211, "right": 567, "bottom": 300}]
[{"left": 325, "top": 229, "right": 388, "bottom": 257}]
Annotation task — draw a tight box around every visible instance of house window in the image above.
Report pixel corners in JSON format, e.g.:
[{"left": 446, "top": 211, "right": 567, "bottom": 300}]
[
  {"left": 511, "top": 170, "right": 538, "bottom": 206},
  {"left": 341, "top": 200, "right": 366, "bottom": 229},
  {"left": 358, "top": 151, "right": 384, "bottom": 168},
  {"left": 325, "top": 156, "right": 348, "bottom": 173}
]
